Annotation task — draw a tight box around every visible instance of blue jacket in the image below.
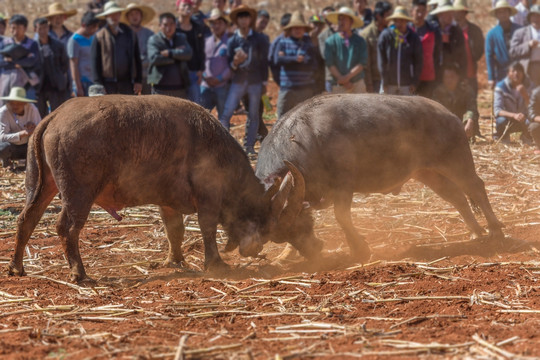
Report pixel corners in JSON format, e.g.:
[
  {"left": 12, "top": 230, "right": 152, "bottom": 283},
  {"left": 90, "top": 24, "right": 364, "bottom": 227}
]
[
  {"left": 494, "top": 76, "right": 534, "bottom": 120},
  {"left": 485, "top": 22, "right": 521, "bottom": 82},
  {"left": 274, "top": 35, "right": 316, "bottom": 89},
  {"left": 227, "top": 29, "right": 269, "bottom": 84}
]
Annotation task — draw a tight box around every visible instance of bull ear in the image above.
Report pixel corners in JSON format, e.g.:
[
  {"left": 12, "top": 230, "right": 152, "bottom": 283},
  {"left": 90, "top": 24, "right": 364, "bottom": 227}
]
[{"left": 276, "top": 161, "right": 305, "bottom": 229}]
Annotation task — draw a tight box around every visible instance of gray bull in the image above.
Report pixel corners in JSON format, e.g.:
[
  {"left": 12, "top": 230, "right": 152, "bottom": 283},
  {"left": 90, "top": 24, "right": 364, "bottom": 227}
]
[
  {"left": 7, "top": 95, "right": 305, "bottom": 284},
  {"left": 255, "top": 94, "right": 505, "bottom": 262}
]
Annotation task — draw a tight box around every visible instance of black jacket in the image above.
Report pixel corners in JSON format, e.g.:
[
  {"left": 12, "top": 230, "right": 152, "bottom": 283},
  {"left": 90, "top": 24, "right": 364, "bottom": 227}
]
[
  {"left": 147, "top": 31, "right": 192, "bottom": 86},
  {"left": 37, "top": 36, "right": 69, "bottom": 92},
  {"left": 176, "top": 20, "right": 206, "bottom": 72}
]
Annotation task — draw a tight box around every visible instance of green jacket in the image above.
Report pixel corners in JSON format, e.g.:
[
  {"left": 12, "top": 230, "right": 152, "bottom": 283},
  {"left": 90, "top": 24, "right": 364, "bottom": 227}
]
[{"left": 147, "top": 31, "right": 192, "bottom": 86}]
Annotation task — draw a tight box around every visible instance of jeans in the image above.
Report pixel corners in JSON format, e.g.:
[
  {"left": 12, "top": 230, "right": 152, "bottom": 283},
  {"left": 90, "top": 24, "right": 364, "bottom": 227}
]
[
  {"left": 104, "top": 81, "right": 134, "bottom": 95},
  {"left": 187, "top": 71, "right": 201, "bottom": 104},
  {"left": 219, "top": 81, "right": 262, "bottom": 148},
  {"left": 200, "top": 85, "right": 228, "bottom": 118}
]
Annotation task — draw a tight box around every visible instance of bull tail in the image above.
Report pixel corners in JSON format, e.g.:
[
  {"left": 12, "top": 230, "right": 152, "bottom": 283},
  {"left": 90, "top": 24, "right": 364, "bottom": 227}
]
[{"left": 25, "top": 115, "right": 55, "bottom": 207}]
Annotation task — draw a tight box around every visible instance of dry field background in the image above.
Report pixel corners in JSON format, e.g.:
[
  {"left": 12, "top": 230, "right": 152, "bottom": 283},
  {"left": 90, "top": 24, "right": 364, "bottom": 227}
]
[{"left": 1, "top": 1, "right": 540, "bottom": 359}]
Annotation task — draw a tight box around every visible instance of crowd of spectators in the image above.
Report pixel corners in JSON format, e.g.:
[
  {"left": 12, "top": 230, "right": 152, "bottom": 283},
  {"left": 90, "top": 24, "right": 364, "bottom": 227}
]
[{"left": 2, "top": 0, "right": 540, "bottom": 170}]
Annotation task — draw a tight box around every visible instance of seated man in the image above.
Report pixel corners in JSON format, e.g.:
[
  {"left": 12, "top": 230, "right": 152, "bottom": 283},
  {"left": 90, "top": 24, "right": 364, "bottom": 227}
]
[
  {"left": 432, "top": 64, "right": 479, "bottom": 141},
  {"left": 493, "top": 62, "right": 535, "bottom": 144},
  {"left": 527, "top": 86, "right": 540, "bottom": 154},
  {"left": 0, "top": 87, "right": 41, "bottom": 169}
]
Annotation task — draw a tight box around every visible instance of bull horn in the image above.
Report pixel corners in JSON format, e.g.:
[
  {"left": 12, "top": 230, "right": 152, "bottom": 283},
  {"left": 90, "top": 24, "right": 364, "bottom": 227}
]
[
  {"left": 270, "top": 172, "right": 293, "bottom": 220},
  {"left": 277, "top": 161, "right": 305, "bottom": 229},
  {"left": 263, "top": 175, "right": 282, "bottom": 204}
]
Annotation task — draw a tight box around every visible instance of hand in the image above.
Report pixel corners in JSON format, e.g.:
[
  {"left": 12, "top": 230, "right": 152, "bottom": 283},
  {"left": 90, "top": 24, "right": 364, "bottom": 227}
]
[
  {"left": 19, "top": 130, "right": 30, "bottom": 138},
  {"left": 76, "top": 85, "right": 85, "bottom": 97},
  {"left": 160, "top": 49, "right": 169, "bottom": 57},
  {"left": 530, "top": 39, "right": 539, "bottom": 48},
  {"left": 337, "top": 75, "right": 349, "bottom": 85},
  {"left": 3, "top": 56, "right": 12, "bottom": 62},
  {"left": 344, "top": 81, "right": 354, "bottom": 91},
  {"left": 514, "top": 113, "right": 526, "bottom": 122},
  {"left": 133, "top": 83, "right": 142, "bottom": 95},
  {"left": 24, "top": 123, "right": 36, "bottom": 132},
  {"left": 297, "top": 54, "right": 305, "bottom": 63},
  {"left": 205, "top": 76, "right": 219, "bottom": 87},
  {"left": 516, "top": 84, "right": 528, "bottom": 97}
]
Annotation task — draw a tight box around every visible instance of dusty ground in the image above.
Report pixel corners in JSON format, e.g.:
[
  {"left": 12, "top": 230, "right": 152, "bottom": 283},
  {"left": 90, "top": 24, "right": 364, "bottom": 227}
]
[
  {"left": 1, "top": 80, "right": 540, "bottom": 360},
  {"left": 1, "top": 1, "right": 540, "bottom": 358}
]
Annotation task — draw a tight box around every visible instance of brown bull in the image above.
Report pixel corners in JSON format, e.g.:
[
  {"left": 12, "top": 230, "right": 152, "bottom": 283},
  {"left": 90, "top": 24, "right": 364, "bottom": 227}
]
[{"left": 7, "top": 95, "right": 304, "bottom": 284}]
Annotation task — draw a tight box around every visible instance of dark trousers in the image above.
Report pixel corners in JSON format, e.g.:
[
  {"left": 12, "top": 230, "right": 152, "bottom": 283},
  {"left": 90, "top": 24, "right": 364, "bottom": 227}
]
[
  {"left": 242, "top": 94, "right": 267, "bottom": 141},
  {"left": 0, "top": 143, "right": 28, "bottom": 166},
  {"left": 104, "top": 81, "right": 134, "bottom": 95},
  {"left": 277, "top": 86, "right": 313, "bottom": 119},
  {"left": 37, "top": 89, "right": 71, "bottom": 118},
  {"left": 151, "top": 86, "right": 187, "bottom": 99},
  {"left": 417, "top": 80, "right": 437, "bottom": 99},
  {"left": 495, "top": 116, "right": 529, "bottom": 139},
  {"left": 529, "top": 122, "right": 540, "bottom": 149}
]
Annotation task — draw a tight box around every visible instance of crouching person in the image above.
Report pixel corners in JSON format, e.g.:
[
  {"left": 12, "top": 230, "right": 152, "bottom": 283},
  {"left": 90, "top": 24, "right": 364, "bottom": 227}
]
[
  {"left": 0, "top": 87, "right": 41, "bottom": 169},
  {"left": 432, "top": 65, "right": 479, "bottom": 141},
  {"left": 527, "top": 86, "right": 540, "bottom": 154},
  {"left": 493, "top": 62, "right": 535, "bottom": 144}
]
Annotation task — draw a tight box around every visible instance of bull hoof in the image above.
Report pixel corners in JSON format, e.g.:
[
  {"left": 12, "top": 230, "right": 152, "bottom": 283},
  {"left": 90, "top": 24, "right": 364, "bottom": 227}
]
[
  {"left": 205, "top": 258, "right": 230, "bottom": 274},
  {"left": 71, "top": 274, "right": 97, "bottom": 287},
  {"left": 350, "top": 241, "right": 371, "bottom": 264},
  {"left": 7, "top": 262, "right": 25, "bottom": 277},
  {"left": 162, "top": 258, "right": 187, "bottom": 269}
]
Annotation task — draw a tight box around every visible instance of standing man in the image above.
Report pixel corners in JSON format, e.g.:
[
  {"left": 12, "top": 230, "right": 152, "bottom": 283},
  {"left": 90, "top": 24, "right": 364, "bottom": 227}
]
[
  {"left": 430, "top": 0, "right": 467, "bottom": 78},
  {"left": 218, "top": 5, "right": 269, "bottom": 157},
  {"left": 147, "top": 12, "right": 193, "bottom": 98},
  {"left": 121, "top": 3, "right": 155, "bottom": 95},
  {"left": 510, "top": 5, "right": 540, "bottom": 86},
  {"left": 0, "top": 87, "right": 41, "bottom": 169},
  {"left": 309, "top": 14, "right": 327, "bottom": 95},
  {"left": 378, "top": 6, "right": 423, "bottom": 95},
  {"left": 318, "top": 6, "right": 336, "bottom": 92},
  {"left": 453, "top": 0, "right": 484, "bottom": 98},
  {"left": 513, "top": 0, "right": 536, "bottom": 26},
  {"left": 200, "top": 9, "right": 231, "bottom": 117},
  {"left": 411, "top": 0, "right": 442, "bottom": 98},
  {"left": 361, "top": 1, "right": 392, "bottom": 93},
  {"left": 68, "top": 11, "right": 100, "bottom": 97},
  {"left": 176, "top": 0, "right": 206, "bottom": 104},
  {"left": 0, "top": 15, "right": 41, "bottom": 103},
  {"left": 34, "top": 18, "right": 70, "bottom": 117},
  {"left": 354, "top": 0, "right": 373, "bottom": 29},
  {"left": 325, "top": 7, "right": 368, "bottom": 93},
  {"left": 42, "top": 3, "right": 77, "bottom": 47},
  {"left": 274, "top": 11, "right": 317, "bottom": 117},
  {"left": 91, "top": 1, "right": 142, "bottom": 95},
  {"left": 486, "top": 0, "right": 521, "bottom": 88}
]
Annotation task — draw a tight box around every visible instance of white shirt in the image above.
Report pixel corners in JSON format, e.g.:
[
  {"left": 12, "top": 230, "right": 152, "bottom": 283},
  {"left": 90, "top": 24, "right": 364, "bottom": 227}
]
[
  {"left": 0, "top": 103, "right": 41, "bottom": 145},
  {"left": 512, "top": 2, "right": 529, "bottom": 26}
]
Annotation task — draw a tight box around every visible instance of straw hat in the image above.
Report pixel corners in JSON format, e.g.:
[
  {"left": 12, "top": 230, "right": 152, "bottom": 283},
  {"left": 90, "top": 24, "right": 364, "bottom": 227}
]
[
  {"left": 229, "top": 4, "right": 257, "bottom": 27},
  {"left": 430, "top": 0, "right": 455, "bottom": 15},
  {"left": 204, "top": 8, "right": 230, "bottom": 25},
  {"left": 283, "top": 11, "right": 311, "bottom": 31},
  {"left": 120, "top": 3, "right": 156, "bottom": 26},
  {"left": 0, "top": 87, "right": 36, "bottom": 103},
  {"left": 326, "top": 7, "right": 364, "bottom": 29},
  {"left": 452, "top": 0, "right": 471, "bottom": 12},
  {"left": 42, "top": 2, "right": 77, "bottom": 19},
  {"left": 97, "top": 1, "right": 126, "bottom": 19},
  {"left": 528, "top": 4, "right": 540, "bottom": 22},
  {"left": 387, "top": 6, "right": 414, "bottom": 22},
  {"left": 427, "top": 0, "right": 439, "bottom": 5},
  {"left": 489, "top": 0, "right": 518, "bottom": 16}
]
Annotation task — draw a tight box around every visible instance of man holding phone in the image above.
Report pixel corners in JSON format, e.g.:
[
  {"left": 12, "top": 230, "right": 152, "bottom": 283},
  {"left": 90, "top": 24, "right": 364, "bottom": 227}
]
[{"left": 218, "top": 4, "right": 269, "bottom": 158}]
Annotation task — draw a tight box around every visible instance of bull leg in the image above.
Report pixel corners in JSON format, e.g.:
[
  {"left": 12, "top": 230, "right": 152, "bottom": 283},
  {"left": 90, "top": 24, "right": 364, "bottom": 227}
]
[
  {"left": 333, "top": 192, "right": 371, "bottom": 263},
  {"left": 197, "top": 208, "right": 227, "bottom": 271},
  {"left": 159, "top": 206, "right": 186, "bottom": 267},
  {"left": 442, "top": 173, "right": 505, "bottom": 239},
  {"left": 8, "top": 178, "right": 58, "bottom": 277},
  {"left": 56, "top": 199, "right": 93, "bottom": 285},
  {"left": 414, "top": 170, "right": 485, "bottom": 237}
]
